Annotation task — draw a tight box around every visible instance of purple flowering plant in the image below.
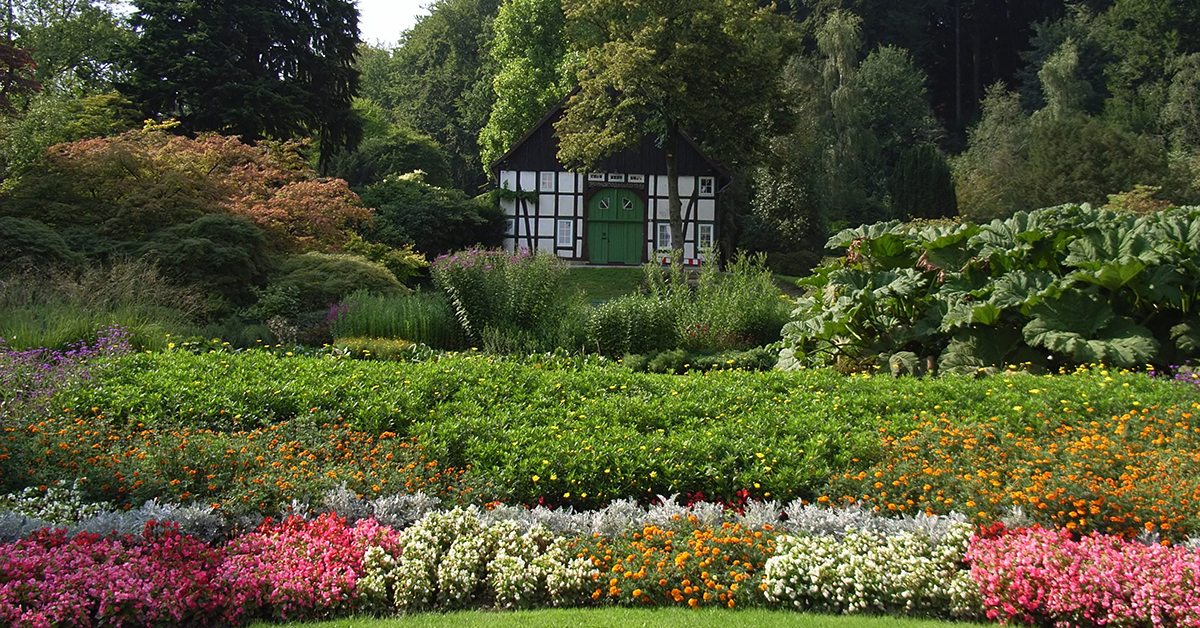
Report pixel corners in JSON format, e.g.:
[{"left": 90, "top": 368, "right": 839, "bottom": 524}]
[{"left": 0, "top": 325, "right": 131, "bottom": 422}]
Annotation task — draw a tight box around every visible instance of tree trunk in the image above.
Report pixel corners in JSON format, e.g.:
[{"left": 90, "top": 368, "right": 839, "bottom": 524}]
[{"left": 665, "top": 119, "right": 684, "bottom": 259}]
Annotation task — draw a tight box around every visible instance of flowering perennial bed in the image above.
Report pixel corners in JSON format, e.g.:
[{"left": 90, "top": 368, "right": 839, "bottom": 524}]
[
  {"left": 2, "top": 500, "right": 1200, "bottom": 628},
  {"left": 0, "top": 416, "right": 471, "bottom": 516},
  {"left": 827, "top": 403, "right": 1200, "bottom": 538}
]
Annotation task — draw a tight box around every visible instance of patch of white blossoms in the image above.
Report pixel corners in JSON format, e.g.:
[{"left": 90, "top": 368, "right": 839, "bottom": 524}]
[
  {"left": 359, "top": 506, "right": 596, "bottom": 611},
  {"left": 762, "top": 521, "right": 980, "bottom": 619}
]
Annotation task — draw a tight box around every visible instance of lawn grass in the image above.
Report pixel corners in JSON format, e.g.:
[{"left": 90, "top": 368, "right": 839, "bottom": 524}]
[
  {"left": 247, "top": 608, "right": 987, "bottom": 628},
  {"left": 563, "top": 266, "right": 646, "bottom": 301}
]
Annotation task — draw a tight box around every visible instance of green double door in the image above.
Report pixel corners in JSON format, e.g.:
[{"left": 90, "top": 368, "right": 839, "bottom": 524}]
[{"left": 587, "top": 188, "right": 644, "bottom": 265}]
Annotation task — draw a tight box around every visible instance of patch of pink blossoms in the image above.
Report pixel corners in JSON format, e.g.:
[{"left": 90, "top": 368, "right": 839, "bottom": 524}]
[
  {"left": 217, "top": 513, "right": 403, "bottom": 623},
  {"left": 0, "top": 514, "right": 402, "bottom": 628},
  {"left": 968, "top": 526, "right": 1200, "bottom": 627}
]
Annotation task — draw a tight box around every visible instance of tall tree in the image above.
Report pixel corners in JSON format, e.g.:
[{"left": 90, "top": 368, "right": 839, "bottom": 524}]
[
  {"left": 478, "top": 0, "right": 574, "bottom": 171},
  {"left": 555, "top": 0, "right": 793, "bottom": 254},
  {"left": 0, "top": 41, "right": 38, "bottom": 116},
  {"left": 1, "top": 0, "right": 130, "bottom": 95},
  {"left": 387, "top": 0, "right": 502, "bottom": 191},
  {"left": 120, "top": 0, "right": 361, "bottom": 165}
]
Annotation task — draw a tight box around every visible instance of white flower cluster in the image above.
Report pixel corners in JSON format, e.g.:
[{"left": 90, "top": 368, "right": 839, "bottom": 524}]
[
  {"left": 762, "top": 522, "right": 980, "bottom": 619},
  {"left": 0, "top": 479, "right": 109, "bottom": 525},
  {"left": 360, "top": 506, "right": 596, "bottom": 612},
  {"left": 488, "top": 521, "right": 592, "bottom": 609}
]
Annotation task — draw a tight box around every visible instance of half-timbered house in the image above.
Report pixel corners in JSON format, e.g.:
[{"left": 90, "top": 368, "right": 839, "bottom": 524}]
[{"left": 490, "top": 98, "right": 728, "bottom": 265}]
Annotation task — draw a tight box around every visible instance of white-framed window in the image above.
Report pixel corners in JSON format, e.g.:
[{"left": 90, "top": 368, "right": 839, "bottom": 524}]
[
  {"left": 699, "top": 176, "right": 715, "bottom": 196},
  {"left": 628, "top": 174, "right": 645, "bottom": 184},
  {"left": 698, "top": 223, "right": 714, "bottom": 250},
  {"left": 588, "top": 173, "right": 605, "bottom": 182},
  {"left": 657, "top": 223, "right": 672, "bottom": 250},
  {"left": 556, "top": 219, "right": 573, "bottom": 248},
  {"left": 503, "top": 218, "right": 516, "bottom": 235},
  {"left": 598, "top": 197, "right": 610, "bottom": 210},
  {"left": 622, "top": 197, "right": 635, "bottom": 211},
  {"left": 607, "top": 173, "right": 626, "bottom": 183},
  {"left": 540, "top": 172, "right": 556, "bottom": 191}
]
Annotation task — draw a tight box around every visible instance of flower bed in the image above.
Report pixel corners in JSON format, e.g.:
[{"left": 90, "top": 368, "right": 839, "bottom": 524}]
[
  {"left": 826, "top": 403, "right": 1200, "bottom": 538},
  {"left": 2, "top": 500, "right": 1199, "bottom": 628},
  {"left": 17, "top": 350, "right": 1194, "bottom": 511},
  {"left": 0, "top": 416, "right": 470, "bottom": 516}
]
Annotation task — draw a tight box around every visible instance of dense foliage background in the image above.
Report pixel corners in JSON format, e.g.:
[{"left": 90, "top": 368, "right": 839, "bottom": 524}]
[{"left": 5, "top": 0, "right": 1200, "bottom": 317}]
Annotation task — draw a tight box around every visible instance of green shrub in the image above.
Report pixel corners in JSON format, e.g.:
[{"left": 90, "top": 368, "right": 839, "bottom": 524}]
[
  {"left": 330, "top": 290, "right": 465, "bottom": 350},
  {"left": 646, "top": 348, "right": 688, "bottom": 374},
  {"left": 333, "top": 336, "right": 416, "bottom": 361},
  {"left": 359, "top": 173, "right": 504, "bottom": 258},
  {"left": 644, "top": 253, "right": 792, "bottom": 353},
  {"left": 341, "top": 233, "right": 429, "bottom": 286},
  {"left": 138, "top": 213, "right": 274, "bottom": 306},
  {"left": 272, "top": 252, "right": 405, "bottom": 312},
  {"left": 432, "top": 248, "right": 574, "bottom": 352},
  {"left": 0, "top": 216, "right": 84, "bottom": 272},
  {"left": 587, "top": 295, "right": 677, "bottom": 356}
]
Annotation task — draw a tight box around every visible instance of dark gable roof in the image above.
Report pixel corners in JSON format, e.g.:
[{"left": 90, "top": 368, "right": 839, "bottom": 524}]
[{"left": 490, "top": 90, "right": 729, "bottom": 182}]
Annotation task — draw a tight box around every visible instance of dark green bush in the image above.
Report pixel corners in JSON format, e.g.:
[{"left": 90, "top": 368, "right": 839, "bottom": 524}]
[
  {"left": 646, "top": 348, "right": 688, "bottom": 374},
  {"left": 358, "top": 174, "right": 503, "bottom": 258},
  {"left": 272, "top": 252, "right": 405, "bottom": 312},
  {"left": 0, "top": 217, "right": 84, "bottom": 272},
  {"left": 324, "top": 124, "right": 453, "bottom": 189},
  {"left": 138, "top": 213, "right": 274, "bottom": 305}
]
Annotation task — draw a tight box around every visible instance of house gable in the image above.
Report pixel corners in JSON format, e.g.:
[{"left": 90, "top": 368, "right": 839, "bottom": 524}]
[{"left": 493, "top": 96, "right": 726, "bottom": 265}]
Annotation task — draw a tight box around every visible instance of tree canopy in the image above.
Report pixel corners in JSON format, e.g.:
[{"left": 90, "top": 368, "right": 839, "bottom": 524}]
[
  {"left": 120, "top": 0, "right": 362, "bottom": 165},
  {"left": 555, "top": 0, "right": 794, "bottom": 251}
]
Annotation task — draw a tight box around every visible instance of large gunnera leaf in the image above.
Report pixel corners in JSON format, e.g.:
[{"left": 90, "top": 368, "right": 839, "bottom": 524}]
[
  {"left": 938, "top": 326, "right": 1027, "bottom": 374},
  {"left": 1065, "top": 220, "right": 1159, "bottom": 269},
  {"left": 991, "top": 269, "right": 1058, "bottom": 311},
  {"left": 1171, "top": 320, "right": 1200, "bottom": 355},
  {"left": 1023, "top": 292, "right": 1158, "bottom": 366},
  {"left": 915, "top": 223, "right": 980, "bottom": 272},
  {"left": 827, "top": 221, "right": 914, "bottom": 269},
  {"left": 1071, "top": 258, "right": 1146, "bottom": 292}
]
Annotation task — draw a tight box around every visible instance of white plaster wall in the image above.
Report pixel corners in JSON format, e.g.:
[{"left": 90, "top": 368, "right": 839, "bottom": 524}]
[
  {"left": 678, "top": 176, "right": 695, "bottom": 198},
  {"left": 519, "top": 171, "right": 536, "bottom": 192},
  {"left": 558, "top": 172, "right": 576, "bottom": 193},
  {"left": 697, "top": 199, "right": 716, "bottom": 222},
  {"left": 538, "top": 194, "right": 556, "bottom": 216}
]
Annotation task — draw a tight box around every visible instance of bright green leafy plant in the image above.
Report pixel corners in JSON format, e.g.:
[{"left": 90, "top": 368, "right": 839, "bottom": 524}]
[{"left": 780, "top": 205, "right": 1200, "bottom": 372}]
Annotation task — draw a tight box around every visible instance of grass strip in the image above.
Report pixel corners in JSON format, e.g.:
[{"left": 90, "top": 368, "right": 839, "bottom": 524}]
[{"left": 247, "top": 608, "right": 988, "bottom": 628}]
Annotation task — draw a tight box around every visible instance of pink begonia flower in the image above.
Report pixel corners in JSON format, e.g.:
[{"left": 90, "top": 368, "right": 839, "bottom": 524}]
[{"left": 968, "top": 526, "right": 1200, "bottom": 627}]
